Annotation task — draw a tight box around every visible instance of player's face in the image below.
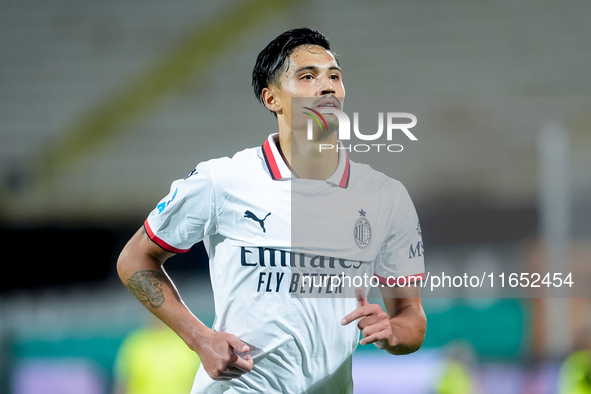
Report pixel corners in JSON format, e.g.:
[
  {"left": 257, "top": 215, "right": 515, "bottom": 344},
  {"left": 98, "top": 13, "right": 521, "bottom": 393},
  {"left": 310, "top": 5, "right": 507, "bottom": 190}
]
[{"left": 264, "top": 45, "right": 345, "bottom": 131}]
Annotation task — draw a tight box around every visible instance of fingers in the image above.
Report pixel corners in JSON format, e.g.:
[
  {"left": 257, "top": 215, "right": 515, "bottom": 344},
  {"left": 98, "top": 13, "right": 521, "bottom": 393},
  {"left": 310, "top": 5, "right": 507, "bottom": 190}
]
[
  {"left": 355, "top": 286, "right": 368, "bottom": 308},
  {"left": 204, "top": 332, "right": 254, "bottom": 381},
  {"left": 341, "top": 287, "right": 371, "bottom": 325},
  {"left": 340, "top": 302, "right": 381, "bottom": 326},
  {"left": 224, "top": 334, "right": 253, "bottom": 373},
  {"left": 373, "top": 339, "right": 386, "bottom": 349},
  {"left": 361, "top": 331, "right": 387, "bottom": 346},
  {"left": 211, "top": 350, "right": 253, "bottom": 381},
  {"left": 340, "top": 290, "right": 393, "bottom": 348},
  {"left": 232, "top": 353, "right": 254, "bottom": 373},
  {"left": 359, "top": 322, "right": 390, "bottom": 345},
  {"left": 340, "top": 307, "right": 365, "bottom": 326},
  {"left": 225, "top": 333, "right": 250, "bottom": 353},
  {"left": 225, "top": 334, "right": 253, "bottom": 372}
]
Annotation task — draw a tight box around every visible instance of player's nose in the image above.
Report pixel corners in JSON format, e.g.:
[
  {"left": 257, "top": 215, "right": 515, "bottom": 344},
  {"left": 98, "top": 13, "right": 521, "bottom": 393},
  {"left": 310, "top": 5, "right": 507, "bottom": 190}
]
[{"left": 318, "top": 76, "right": 336, "bottom": 96}]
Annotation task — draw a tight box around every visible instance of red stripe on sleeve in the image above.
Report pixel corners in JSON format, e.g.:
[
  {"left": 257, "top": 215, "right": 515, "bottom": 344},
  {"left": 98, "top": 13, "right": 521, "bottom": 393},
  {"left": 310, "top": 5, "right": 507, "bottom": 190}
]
[{"left": 143, "top": 219, "right": 190, "bottom": 254}]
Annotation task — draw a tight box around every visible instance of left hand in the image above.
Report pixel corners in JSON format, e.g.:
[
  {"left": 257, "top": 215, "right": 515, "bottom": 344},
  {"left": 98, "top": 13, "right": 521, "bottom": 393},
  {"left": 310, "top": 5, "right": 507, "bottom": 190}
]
[{"left": 340, "top": 287, "right": 394, "bottom": 348}]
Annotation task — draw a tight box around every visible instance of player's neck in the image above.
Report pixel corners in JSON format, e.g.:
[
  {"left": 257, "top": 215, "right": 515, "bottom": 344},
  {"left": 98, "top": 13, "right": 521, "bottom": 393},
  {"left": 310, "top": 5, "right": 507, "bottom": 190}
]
[{"left": 277, "top": 125, "right": 339, "bottom": 181}]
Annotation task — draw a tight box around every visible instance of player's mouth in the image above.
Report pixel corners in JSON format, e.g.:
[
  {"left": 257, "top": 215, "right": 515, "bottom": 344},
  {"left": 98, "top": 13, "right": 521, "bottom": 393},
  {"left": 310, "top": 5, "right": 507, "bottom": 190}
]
[{"left": 315, "top": 97, "right": 341, "bottom": 110}]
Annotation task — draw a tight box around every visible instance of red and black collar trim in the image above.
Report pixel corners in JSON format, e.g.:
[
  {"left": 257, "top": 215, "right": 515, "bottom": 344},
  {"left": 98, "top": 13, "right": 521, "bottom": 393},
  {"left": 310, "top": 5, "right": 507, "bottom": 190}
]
[
  {"left": 338, "top": 158, "right": 350, "bottom": 188},
  {"left": 261, "top": 134, "right": 350, "bottom": 188},
  {"left": 262, "top": 136, "right": 286, "bottom": 180}
]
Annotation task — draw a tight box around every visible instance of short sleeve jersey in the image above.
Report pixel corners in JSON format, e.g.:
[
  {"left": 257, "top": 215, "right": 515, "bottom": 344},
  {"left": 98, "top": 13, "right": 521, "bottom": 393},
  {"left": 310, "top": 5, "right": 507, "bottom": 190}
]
[{"left": 145, "top": 134, "right": 425, "bottom": 393}]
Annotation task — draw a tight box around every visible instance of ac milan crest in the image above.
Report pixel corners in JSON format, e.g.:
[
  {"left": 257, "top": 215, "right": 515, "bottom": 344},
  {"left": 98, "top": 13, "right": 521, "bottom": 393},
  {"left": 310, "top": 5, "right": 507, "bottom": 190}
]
[{"left": 354, "top": 209, "right": 371, "bottom": 249}]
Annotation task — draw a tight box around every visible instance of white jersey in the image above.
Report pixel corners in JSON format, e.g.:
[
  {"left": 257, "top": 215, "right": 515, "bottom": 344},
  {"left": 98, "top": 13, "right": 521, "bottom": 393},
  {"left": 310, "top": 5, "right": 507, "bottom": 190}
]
[{"left": 145, "top": 134, "right": 424, "bottom": 393}]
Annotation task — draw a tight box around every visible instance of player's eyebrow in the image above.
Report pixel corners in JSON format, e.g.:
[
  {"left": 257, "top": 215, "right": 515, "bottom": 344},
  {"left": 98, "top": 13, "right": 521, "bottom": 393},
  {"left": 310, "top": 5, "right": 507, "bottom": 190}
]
[{"left": 293, "top": 65, "right": 342, "bottom": 74}]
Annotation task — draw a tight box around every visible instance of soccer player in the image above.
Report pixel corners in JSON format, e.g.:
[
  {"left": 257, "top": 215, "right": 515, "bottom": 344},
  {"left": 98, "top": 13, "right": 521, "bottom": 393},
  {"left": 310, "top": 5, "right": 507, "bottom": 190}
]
[{"left": 117, "top": 28, "right": 426, "bottom": 393}]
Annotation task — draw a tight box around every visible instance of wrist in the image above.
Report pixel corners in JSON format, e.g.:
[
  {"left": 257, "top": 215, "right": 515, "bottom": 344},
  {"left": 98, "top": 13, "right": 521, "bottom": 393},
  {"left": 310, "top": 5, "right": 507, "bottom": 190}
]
[
  {"left": 185, "top": 322, "right": 216, "bottom": 353},
  {"left": 161, "top": 312, "right": 212, "bottom": 353}
]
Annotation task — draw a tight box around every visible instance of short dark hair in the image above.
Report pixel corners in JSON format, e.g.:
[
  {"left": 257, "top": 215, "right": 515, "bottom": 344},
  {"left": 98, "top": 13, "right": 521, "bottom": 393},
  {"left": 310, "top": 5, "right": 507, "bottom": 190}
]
[{"left": 252, "top": 28, "right": 333, "bottom": 110}]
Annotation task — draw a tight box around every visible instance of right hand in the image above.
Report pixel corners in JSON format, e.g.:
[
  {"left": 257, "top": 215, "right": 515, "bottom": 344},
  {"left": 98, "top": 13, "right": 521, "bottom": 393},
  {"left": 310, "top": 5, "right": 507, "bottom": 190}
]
[{"left": 196, "top": 330, "right": 254, "bottom": 381}]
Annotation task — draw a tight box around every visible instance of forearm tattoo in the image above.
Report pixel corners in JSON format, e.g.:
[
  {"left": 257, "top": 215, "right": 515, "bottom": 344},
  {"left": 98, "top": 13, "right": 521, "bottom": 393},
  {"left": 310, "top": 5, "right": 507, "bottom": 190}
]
[
  {"left": 126, "top": 270, "right": 166, "bottom": 308},
  {"left": 140, "top": 225, "right": 149, "bottom": 239}
]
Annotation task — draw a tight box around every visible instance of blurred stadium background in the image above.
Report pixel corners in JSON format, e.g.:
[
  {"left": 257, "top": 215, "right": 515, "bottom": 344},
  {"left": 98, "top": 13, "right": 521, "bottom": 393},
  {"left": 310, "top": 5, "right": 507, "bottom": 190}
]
[{"left": 1, "top": 0, "right": 590, "bottom": 393}]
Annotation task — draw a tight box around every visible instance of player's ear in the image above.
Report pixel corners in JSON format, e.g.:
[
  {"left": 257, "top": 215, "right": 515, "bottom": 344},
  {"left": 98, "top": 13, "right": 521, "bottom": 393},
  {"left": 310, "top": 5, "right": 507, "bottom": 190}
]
[{"left": 262, "top": 86, "right": 282, "bottom": 115}]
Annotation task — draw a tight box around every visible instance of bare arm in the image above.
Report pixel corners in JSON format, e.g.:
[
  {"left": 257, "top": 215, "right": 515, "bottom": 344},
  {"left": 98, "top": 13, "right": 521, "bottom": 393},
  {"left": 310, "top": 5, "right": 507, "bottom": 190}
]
[
  {"left": 117, "top": 226, "right": 253, "bottom": 380},
  {"left": 341, "top": 285, "right": 426, "bottom": 355}
]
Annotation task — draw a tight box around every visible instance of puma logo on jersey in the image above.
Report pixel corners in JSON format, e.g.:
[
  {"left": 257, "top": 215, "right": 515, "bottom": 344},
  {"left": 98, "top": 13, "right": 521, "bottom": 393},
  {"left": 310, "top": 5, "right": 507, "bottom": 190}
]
[{"left": 244, "top": 210, "right": 271, "bottom": 233}]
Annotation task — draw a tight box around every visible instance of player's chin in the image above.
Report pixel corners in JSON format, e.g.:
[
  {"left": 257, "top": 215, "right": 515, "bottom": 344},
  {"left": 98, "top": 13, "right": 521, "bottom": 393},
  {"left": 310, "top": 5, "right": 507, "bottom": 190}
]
[{"left": 324, "top": 116, "right": 339, "bottom": 131}]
